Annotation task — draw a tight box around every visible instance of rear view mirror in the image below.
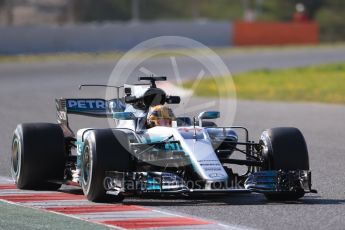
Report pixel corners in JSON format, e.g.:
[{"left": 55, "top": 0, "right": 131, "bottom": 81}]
[
  {"left": 166, "top": 96, "right": 181, "bottom": 104},
  {"left": 198, "top": 111, "right": 220, "bottom": 120},
  {"left": 113, "top": 112, "right": 136, "bottom": 120},
  {"left": 198, "top": 111, "right": 220, "bottom": 127}
]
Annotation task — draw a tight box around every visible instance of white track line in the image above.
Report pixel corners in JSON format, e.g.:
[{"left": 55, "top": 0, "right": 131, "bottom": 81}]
[
  {"left": 24, "top": 200, "right": 96, "bottom": 208},
  {"left": 0, "top": 189, "right": 57, "bottom": 195},
  {"left": 75, "top": 210, "right": 169, "bottom": 221},
  {"left": 151, "top": 208, "right": 259, "bottom": 230}
]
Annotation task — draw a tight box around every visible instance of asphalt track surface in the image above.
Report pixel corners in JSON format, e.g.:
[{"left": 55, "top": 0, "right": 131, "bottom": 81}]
[{"left": 1, "top": 46, "right": 345, "bottom": 229}]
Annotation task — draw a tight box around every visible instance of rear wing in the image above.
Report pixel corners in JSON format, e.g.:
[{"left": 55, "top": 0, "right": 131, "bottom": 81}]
[{"left": 56, "top": 98, "right": 125, "bottom": 136}]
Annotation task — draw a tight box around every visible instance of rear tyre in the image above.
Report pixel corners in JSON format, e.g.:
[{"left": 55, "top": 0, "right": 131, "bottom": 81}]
[
  {"left": 11, "top": 123, "right": 65, "bottom": 190},
  {"left": 260, "top": 127, "right": 309, "bottom": 201},
  {"left": 81, "top": 129, "right": 133, "bottom": 202}
]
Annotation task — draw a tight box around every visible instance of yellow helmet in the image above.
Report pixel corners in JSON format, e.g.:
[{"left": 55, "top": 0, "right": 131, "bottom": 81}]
[{"left": 147, "top": 105, "right": 176, "bottom": 127}]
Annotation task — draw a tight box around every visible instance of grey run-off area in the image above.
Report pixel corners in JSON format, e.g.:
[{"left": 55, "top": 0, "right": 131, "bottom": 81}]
[{"left": 0, "top": 46, "right": 345, "bottom": 230}]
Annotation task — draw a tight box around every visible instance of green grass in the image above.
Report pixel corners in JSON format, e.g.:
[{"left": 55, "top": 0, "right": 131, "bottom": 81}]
[
  {"left": 0, "top": 201, "right": 110, "bottom": 230},
  {"left": 182, "top": 63, "right": 345, "bottom": 104}
]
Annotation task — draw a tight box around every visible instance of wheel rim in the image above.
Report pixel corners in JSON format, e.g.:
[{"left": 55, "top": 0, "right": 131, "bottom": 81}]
[
  {"left": 82, "top": 145, "right": 92, "bottom": 188},
  {"left": 11, "top": 138, "right": 21, "bottom": 180}
]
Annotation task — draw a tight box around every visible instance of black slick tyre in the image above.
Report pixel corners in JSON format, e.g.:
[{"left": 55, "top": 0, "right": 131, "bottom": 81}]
[
  {"left": 260, "top": 127, "right": 309, "bottom": 201},
  {"left": 81, "top": 129, "right": 133, "bottom": 202},
  {"left": 11, "top": 123, "right": 65, "bottom": 190}
]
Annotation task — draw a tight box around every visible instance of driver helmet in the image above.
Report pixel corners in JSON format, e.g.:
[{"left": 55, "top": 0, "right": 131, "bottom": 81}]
[{"left": 147, "top": 105, "right": 176, "bottom": 127}]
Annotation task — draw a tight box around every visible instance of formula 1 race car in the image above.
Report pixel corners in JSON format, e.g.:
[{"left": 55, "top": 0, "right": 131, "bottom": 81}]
[{"left": 10, "top": 76, "right": 316, "bottom": 202}]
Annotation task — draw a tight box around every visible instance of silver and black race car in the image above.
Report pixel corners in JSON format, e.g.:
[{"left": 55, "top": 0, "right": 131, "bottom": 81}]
[{"left": 10, "top": 76, "right": 316, "bottom": 202}]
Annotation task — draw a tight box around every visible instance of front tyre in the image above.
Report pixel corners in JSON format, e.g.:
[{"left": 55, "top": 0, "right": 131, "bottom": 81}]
[
  {"left": 260, "top": 127, "right": 309, "bottom": 201},
  {"left": 81, "top": 129, "right": 133, "bottom": 202}
]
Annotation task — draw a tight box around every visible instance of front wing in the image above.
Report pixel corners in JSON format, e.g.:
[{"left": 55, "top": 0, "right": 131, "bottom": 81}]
[{"left": 103, "top": 170, "right": 316, "bottom": 196}]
